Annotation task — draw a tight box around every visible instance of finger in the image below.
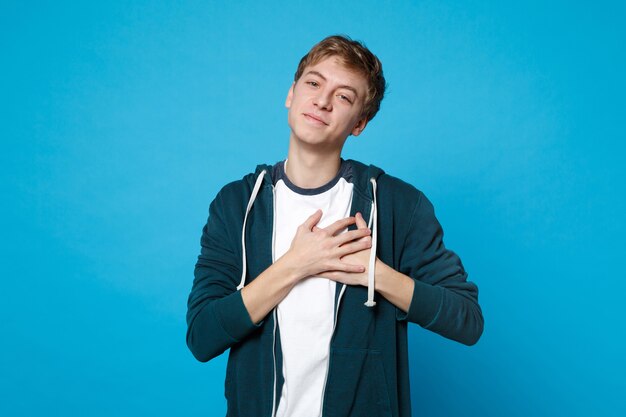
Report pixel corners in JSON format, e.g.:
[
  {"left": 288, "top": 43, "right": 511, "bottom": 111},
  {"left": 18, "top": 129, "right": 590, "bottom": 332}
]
[
  {"left": 355, "top": 212, "right": 368, "bottom": 229},
  {"left": 323, "top": 271, "right": 349, "bottom": 285},
  {"left": 328, "top": 261, "right": 366, "bottom": 273},
  {"left": 324, "top": 216, "right": 356, "bottom": 236},
  {"left": 312, "top": 226, "right": 322, "bottom": 232},
  {"left": 323, "top": 271, "right": 348, "bottom": 283},
  {"left": 323, "top": 271, "right": 340, "bottom": 281},
  {"left": 334, "top": 227, "right": 371, "bottom": 246},
  {"left": 352, "top": 213, "right": 371, "bottom": 242},
  {"left": 336, "top": 238, "right": 372, "bottom": 257},
  {"left": 302, "top": 209, "right": 323, "bottom": 231}
]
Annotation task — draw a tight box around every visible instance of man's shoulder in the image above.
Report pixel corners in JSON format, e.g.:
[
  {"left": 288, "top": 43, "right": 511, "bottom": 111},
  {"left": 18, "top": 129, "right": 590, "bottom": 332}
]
[
  {"left": 378, "top": 172, "right": 422, "bottom": 196},
  {"left": 347, "top": 159, "right": 424, "bottom": 203},
  {"left": 214, "top": 163, "right": 275, "bottom": 201}
]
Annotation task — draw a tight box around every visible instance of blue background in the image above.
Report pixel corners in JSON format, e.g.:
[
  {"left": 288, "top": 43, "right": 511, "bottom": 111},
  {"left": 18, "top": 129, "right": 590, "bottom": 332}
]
[{"left": 2, "top": 1, "right": 625, "bottom": 416}]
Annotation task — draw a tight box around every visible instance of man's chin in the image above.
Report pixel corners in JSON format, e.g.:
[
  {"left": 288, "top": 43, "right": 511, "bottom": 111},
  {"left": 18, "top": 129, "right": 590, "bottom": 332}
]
[{"left": 290, "top": 135, "right": 347, "bottom": 153}]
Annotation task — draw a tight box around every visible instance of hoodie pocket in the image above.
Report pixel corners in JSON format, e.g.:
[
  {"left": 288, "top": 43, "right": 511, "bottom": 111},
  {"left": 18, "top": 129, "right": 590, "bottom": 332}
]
[{"left": 323, "top": 348, "right": 392, "bottom": 417}]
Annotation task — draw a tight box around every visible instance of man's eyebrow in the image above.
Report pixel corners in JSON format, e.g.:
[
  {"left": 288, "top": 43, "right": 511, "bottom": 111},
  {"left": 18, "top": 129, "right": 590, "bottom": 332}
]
[{"left": 304, "top": 70, "right": 360, "bottom": 97}]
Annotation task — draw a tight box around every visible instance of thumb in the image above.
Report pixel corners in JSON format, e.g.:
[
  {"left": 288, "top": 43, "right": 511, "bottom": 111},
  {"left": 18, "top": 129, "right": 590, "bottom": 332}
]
[
  {"left": 355, "top": 212, "right": 368, "bottom": 229},
  {"left": 303, "top": 209, "right": 323, "bottom": 231}
]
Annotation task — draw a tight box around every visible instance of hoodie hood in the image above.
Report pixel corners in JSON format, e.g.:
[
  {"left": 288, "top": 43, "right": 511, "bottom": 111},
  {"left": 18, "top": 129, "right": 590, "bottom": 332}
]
[{"left": 239, "top": 159, "right": 385, "bottom": 306}]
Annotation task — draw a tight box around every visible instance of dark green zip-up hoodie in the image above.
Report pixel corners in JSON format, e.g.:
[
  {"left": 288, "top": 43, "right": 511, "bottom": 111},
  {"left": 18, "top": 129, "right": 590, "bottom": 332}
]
[{"left": 187, "top": 159, "right": 483, "bottom": 417}]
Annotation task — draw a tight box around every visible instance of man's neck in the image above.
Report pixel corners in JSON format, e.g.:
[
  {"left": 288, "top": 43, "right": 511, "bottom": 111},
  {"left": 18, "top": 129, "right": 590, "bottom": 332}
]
[{"left": 285, "top": 142, "right": 342, "bottom": 189}]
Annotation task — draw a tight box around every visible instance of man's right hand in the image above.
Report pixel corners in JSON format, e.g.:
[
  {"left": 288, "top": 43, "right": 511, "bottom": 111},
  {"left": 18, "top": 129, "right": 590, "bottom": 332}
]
[
  {"left": 281, "top": 209, "right": 372, "bottom": 280},
  {"left": 241, "top": 210, "right": 371, "bottom": 324}
]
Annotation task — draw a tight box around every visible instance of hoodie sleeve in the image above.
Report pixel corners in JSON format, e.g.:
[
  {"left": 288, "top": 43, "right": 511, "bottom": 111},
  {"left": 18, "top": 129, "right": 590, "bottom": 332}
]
[
  {"left": 186, "top": 189, "right": 261, "bottom": 362},
  {"left": 396, "top": 191, "right": 484, "bottom": 346}
]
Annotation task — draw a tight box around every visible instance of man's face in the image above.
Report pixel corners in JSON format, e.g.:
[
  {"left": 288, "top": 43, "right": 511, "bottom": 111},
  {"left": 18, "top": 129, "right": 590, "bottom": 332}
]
[{"left": 286, "top": 57, "right": 369, "bottom": 152}]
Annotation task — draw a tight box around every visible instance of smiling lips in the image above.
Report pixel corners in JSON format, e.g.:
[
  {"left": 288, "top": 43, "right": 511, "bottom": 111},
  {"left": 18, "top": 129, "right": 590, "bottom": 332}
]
[{"left": 303, "top": 113, "right": 329, "bottom": 126}]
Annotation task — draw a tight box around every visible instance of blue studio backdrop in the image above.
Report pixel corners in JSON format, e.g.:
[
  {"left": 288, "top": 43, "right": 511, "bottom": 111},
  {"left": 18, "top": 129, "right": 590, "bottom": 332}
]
[{"left": 2, "top": 1, "right": 625, "bottom": 416}]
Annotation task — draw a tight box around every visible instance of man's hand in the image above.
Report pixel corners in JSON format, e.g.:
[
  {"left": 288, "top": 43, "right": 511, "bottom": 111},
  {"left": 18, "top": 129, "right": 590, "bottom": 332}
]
[
  {"left": 323, "top": 212, "right": 372, "bottom": 286},
  {"left": 324, "top": 212, "right": 415, "bottom": 313},
  {"left": 280, "top": 209, "right": 372, "bottom": 281},
  {"left": 242, "top": 210, "right": 372, "bottom": 324}
]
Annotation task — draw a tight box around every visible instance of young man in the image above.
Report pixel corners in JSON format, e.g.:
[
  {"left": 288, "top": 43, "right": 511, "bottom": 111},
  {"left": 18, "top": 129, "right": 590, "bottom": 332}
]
[{"left": 186, "top": 35, "right": 483, "bottom": 417}]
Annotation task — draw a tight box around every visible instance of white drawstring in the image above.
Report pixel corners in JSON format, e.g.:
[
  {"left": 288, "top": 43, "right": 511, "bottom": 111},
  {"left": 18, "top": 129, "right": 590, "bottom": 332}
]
[
  {"left": 364, "top": 177, "right": 378, "bottom": 307},
  {"left": 237, "top": 170, "right": 267, "bottom": 290},
  {"left": 237, "top": 169, "right": 378, "bottom": 307}
]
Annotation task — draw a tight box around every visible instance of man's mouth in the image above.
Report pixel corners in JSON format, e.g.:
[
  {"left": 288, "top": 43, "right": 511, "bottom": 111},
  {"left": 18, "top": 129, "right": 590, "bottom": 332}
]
[{"left": 303, "top": 113, "right": 329, "bottom": 125}]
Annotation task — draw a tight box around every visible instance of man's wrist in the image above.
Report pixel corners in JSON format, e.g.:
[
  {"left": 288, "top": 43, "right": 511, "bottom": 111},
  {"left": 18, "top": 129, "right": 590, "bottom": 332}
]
[
  {"left": 374, "top": 258, "right": 391, "bottom": 290},
  {"left": 373, "top": 259, "right": 414, "bottom": 313},
  {"left": 274, "top": 252, "right": 307, "bottom": 285}
]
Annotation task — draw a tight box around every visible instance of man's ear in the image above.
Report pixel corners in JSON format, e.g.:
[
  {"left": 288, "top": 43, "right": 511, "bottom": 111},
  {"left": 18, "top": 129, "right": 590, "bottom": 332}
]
[
  {"left": 285, "top": 82, "right": 295, "bottom": 108},
  {"left": 351, "top": 117, "right": 369, "bottom": 137}
]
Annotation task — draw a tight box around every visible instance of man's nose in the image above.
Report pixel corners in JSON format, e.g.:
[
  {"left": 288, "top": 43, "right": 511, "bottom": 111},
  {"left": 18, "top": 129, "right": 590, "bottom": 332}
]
[{"left": 313, "top": 89, "right": 332, "bottom": 111}]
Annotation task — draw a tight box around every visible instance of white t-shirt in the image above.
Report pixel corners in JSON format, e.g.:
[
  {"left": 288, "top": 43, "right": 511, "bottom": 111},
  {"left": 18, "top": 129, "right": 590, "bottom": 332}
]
[{"left": 272, "top": 160, "right": 354, "bottom": 417}]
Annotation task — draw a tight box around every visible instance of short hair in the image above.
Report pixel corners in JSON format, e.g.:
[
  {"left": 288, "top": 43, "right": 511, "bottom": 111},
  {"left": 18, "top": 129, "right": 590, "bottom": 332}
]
[{"left": 294, "top": 35, "right": 387, "bottom": 122}]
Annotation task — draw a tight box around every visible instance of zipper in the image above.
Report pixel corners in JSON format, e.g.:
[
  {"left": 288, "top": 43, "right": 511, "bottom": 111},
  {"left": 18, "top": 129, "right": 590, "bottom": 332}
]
[
  {"left": 270, "top": 308, "right": 278, "bottom": 417},
  {"left": 270, "top": 184, "right": 278, "bottom": 417},
  {"left": 318, "top": 283, "right": 347, "bottom": 417},
  {"left": 319, "top": 195, "right": 374, "bottom": 415}
]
